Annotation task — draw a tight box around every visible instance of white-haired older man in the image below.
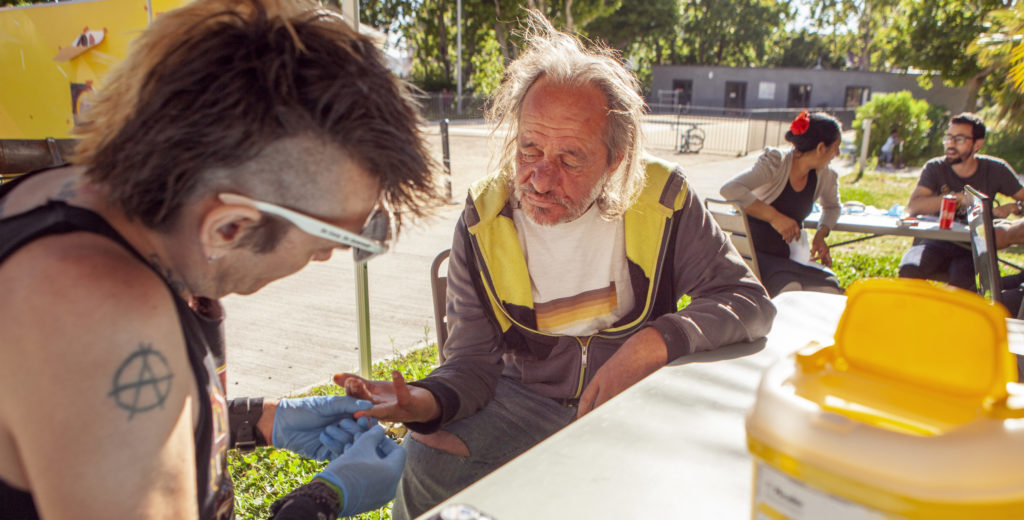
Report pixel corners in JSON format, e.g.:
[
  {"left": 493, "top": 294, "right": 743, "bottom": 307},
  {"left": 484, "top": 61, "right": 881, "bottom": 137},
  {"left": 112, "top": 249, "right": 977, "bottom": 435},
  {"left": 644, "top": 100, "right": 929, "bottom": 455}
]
[{"left": 338, "top": 10, "right": 775, "bottom": 519}]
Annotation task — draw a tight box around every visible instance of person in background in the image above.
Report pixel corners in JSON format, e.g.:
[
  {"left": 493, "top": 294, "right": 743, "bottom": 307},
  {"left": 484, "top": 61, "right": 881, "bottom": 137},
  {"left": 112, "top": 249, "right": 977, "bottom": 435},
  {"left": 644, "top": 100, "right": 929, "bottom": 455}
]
[
  {"left": 335, "top": 10, "right": 775, "bottom": 519},
  {"left": 898, "top": 112, "right": 1024, "bottom": 291},
  {"left": 0, "top": 0, "right": 444, "bottom": 518},
  {"left": 880, "top": 129, "right": 902, "bottom": 168},
  {"left": 720, "top": 110, "right": 843, "bottom": 297}
]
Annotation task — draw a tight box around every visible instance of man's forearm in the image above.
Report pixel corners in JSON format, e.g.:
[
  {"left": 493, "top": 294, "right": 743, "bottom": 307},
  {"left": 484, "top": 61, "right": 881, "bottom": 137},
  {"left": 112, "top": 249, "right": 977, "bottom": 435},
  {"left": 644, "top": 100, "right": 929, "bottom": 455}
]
[{"left": 908, "top": 196, "right": 942, "bottom": 216}]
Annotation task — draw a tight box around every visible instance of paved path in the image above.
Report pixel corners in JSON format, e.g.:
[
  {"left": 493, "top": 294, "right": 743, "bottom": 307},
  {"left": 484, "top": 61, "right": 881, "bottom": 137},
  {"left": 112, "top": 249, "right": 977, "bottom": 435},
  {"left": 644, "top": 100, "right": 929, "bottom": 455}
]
[{"left": 223, "top": 125, "right": 865, "bottom": 399}]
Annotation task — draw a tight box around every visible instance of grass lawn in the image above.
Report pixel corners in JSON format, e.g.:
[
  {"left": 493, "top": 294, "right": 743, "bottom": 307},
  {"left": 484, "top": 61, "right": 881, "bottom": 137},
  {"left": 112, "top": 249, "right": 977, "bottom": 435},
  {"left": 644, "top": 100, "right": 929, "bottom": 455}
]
[{"left": 229, "top": 168, "right": 1022, "bottom": 518}]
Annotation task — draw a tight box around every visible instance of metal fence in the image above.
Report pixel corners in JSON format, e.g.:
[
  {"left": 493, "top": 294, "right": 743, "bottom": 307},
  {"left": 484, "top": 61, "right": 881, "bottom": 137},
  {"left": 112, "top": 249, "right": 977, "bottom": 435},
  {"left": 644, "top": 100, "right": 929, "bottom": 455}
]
[
  {"left": 0, "top": 96, "right": 857, "bottom": 175},
  {"left": 416, "top": 92, "right": 856, "bottom": 157},
  {"left": 643, "top": 104, "right": 856, "bottom": 156}
]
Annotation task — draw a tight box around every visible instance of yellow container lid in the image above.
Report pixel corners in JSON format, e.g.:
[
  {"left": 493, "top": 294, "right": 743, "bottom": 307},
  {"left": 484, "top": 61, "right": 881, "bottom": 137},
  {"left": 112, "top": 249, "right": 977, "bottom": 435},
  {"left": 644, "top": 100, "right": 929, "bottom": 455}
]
[
  {"left": 802, "top": 279, "right": 1019, "bottom": 434},
  {"left": 747, "top": 279, "right": 1024, "bottom": 507}
]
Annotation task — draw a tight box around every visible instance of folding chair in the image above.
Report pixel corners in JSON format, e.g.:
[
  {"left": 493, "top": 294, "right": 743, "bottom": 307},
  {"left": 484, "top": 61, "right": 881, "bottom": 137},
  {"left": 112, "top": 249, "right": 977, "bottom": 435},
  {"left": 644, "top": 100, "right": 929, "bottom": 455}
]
[
  {"left": 965, "top": 186, "right": 1024, "bottom": 381},
  {"left": 965, "top": 186, "right": 1001, "bottom": 303},
  {"left": 704, "top": 198, "right": 761, "bottom": 280},
  {"left": 430, "top": 249, "right": 451, "bottom": 362}
]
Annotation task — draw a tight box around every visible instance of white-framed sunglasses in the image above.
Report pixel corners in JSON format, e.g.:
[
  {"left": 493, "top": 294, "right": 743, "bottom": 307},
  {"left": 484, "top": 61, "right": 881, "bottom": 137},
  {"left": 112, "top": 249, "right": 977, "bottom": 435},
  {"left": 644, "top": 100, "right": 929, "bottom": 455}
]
[{"left": 218, "top": 193, "right": 389, "bottom": 262}]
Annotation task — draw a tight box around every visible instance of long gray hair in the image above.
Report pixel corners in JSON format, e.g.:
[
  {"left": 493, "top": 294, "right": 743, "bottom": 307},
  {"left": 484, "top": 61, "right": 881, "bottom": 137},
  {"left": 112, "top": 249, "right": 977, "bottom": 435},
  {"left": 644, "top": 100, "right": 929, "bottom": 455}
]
[{"left": 485, "top": 9, "right": 646, "bottom": 220}]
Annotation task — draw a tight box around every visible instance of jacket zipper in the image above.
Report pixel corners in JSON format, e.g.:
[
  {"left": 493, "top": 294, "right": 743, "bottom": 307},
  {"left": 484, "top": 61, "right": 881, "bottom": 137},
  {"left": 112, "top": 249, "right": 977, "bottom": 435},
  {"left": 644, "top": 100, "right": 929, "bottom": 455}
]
[{"left": 573, "top": 336, "right": 593, "bottom": 399}]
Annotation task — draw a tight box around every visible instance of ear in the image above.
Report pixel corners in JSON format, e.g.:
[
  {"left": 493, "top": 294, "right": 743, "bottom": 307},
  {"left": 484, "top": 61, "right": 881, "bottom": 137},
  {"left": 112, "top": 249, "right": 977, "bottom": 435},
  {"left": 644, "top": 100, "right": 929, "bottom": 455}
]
[
  {"left": 816, "top": 141, "right": 828, "bottom": 155},
  {"left": 608, "top": 151, "right": 625, "bottom": 174},
  {"left": 973, "top": 138, "right": 984, "bottom": 154},
  {"left": 198, "top": 202, "right": 262, "bottom": 260}
]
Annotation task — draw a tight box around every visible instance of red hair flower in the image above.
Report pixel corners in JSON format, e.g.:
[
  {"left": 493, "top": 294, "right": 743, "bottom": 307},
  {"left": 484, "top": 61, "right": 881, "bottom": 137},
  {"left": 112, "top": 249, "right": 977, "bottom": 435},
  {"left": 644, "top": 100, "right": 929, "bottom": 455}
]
[{"left": 790, "top": 110, "right": 810, "bottom": 135}]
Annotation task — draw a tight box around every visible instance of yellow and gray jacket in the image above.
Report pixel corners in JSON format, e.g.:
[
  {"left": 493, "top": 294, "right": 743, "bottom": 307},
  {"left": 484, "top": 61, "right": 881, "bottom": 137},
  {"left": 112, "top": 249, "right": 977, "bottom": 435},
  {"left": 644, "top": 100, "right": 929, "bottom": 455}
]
[{"left": 407, "top": 156, "right": 775, "bottom": 432}]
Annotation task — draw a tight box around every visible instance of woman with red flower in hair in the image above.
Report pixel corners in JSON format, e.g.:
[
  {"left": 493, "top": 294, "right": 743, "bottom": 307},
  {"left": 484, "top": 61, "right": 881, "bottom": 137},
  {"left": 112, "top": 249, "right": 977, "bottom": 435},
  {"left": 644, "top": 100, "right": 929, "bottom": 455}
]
[{"left": 720, "top": 110, "right": 843, "bottom": 296}]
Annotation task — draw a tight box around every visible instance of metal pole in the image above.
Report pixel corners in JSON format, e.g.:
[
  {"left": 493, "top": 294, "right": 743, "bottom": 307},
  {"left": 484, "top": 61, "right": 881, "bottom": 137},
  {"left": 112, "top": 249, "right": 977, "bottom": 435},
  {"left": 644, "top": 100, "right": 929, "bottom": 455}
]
[
  {"left": 441, "top": 118, "right": 453, "bottom": 202},
  {"left": 456, "top": 0, "right": 463, "bottom": 116},
  {"left": 355, "top": 261, "right": 372, "bottom": 378},
  {"left": 339, "top": 0, "right": 372, "bottom": 378},
  {"left": 341, "top": 0, "right": 359, "bottom": 31}
]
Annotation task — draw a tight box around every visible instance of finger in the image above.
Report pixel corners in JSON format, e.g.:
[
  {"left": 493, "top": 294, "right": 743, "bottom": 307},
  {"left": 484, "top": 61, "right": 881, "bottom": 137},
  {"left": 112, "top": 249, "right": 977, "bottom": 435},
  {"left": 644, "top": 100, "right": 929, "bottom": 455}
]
[
  {"left": 576, "top": 386, "right": 597, "bottom": 419},
  {"left": 355, "top": 403, "right": 400, "bottom": 421},
  {"left": 338, "top": 417, "right": 370, "bottom": 436},
  {"left": 376, "top": 435, "right": 400, "bottom": 456},
  {"left": 376, "top": 436, "right": 406, "bottom": 467},
  {"left": 343, "top": 379, "right": 370, "bottom": 400},
  {"left": 350, "top": 425, "right": 387, "bottom": 451},
  {"left": 320, "top": 424, "right": 354, "bottom": 454},
  {"left": 321, "top": 395, "right": 373, "bottom": 416},
  {"left": 392, "top": 370, "right": 412, "bottom": 405},
  {"left": 332, "top": 373, "right": 359, "bottom": 387}
]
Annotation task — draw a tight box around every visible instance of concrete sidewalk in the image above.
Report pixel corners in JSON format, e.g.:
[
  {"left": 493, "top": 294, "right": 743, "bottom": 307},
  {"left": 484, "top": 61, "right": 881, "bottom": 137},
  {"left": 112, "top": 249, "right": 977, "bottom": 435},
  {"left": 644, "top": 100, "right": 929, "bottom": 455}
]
[{"left": 222, "top": 127, "right": 871, "bottom": 399}]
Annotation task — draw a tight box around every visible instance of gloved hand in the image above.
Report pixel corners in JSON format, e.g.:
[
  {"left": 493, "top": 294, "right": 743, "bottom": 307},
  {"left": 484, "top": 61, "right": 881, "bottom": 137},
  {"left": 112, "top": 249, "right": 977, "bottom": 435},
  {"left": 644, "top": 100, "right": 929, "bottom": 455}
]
[
  {"left": 319, "top": 417, "right": 375, "bottom": 456},
  {"left": 272, "top": 396, "right": 373, "bottom": 460},
  {"left": 316, "top": 426, "right": 407, "bottom": 517}
]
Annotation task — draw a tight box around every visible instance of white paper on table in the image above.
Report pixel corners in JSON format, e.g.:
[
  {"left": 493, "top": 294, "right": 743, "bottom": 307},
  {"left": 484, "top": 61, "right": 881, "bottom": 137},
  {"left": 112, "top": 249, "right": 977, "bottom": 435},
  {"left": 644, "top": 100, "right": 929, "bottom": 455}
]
[{"left": 788, "top": 229, "right": 836, "bottom": 275}]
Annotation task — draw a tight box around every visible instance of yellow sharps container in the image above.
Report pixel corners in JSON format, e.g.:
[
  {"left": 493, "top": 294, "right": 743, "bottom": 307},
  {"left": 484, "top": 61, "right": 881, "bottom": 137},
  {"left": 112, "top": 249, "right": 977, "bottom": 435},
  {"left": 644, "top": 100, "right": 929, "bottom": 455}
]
[{"left": 747, "top": 279, "right": 1024, "bottom": 519}]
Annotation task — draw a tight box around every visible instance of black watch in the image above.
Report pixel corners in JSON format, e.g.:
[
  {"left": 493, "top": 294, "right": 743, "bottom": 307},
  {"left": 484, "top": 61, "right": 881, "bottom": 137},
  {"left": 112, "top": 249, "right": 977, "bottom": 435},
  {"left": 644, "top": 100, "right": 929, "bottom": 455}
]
[{"left": 229, "top": 397, "right": 267, "bottom": 451}]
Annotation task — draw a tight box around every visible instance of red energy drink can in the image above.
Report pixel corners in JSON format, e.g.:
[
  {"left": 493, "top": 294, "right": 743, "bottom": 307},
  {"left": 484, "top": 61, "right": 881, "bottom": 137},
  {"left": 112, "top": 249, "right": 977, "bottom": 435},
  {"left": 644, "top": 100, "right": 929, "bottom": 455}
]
[{"left": 939, "top": 194, "right": 957, "bottom": 229}]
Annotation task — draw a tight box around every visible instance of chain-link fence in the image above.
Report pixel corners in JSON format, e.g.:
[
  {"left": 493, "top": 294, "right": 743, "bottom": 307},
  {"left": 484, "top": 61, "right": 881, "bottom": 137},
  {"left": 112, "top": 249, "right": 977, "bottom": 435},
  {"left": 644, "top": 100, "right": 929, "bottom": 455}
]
[{"left": 415, "top": 92, "right": 856, "bottom": 157}]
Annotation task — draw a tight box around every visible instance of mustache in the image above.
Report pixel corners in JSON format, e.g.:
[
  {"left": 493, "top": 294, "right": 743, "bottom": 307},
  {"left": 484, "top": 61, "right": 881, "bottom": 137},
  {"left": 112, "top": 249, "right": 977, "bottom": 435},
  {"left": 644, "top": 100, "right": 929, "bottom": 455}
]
[{"left": 516, "top": 185, "right": 568, "bottom": 207}]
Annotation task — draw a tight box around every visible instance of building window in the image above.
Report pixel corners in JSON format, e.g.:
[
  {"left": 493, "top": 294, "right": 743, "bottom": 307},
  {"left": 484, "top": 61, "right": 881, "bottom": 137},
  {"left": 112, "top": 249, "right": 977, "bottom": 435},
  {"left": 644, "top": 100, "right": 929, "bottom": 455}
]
[
  {"left": 724, "top": 81, "right": 746, "bottom": 110},
  {"left": 787, "top": 84, "right": 812, "bottom": 108},
  {"left": 845, "top": 86, "right": 870, "bottom": 108}
]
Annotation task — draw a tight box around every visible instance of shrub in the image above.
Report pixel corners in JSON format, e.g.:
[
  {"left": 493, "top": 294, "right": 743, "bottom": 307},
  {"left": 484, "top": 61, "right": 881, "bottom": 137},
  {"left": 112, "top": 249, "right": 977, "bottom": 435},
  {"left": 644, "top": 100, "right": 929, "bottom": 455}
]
[{"left": 851, "top": 91, "right": 942, "bottom": 166}]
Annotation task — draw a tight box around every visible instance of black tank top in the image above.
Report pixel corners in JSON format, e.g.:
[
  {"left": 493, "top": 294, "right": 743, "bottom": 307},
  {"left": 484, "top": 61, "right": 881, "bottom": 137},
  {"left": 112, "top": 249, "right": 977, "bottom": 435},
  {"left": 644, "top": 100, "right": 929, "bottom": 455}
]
[
  {"left": 749, "top": 170, "right": 818, "bottom": 258},
  {"left": 0, "top": 172, "right": 234, "bottom": 519}
]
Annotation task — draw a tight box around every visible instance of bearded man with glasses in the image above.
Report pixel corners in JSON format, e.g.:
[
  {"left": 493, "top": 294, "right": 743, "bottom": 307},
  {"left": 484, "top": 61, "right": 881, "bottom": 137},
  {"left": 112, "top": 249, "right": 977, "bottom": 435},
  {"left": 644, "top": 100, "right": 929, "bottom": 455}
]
[
  {"left": 0, "top": 1, "right": 444, "bottom": 519},
  {"left": 899, "top": 112, "right": 1024, "bottom": 291}
]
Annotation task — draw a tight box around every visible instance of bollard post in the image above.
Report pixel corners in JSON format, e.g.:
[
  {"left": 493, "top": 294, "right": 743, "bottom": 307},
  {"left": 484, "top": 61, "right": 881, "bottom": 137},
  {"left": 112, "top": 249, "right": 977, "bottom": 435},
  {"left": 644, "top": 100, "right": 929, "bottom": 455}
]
[{"left": 440, "top": 118, "right": 453, "bottom": 202}]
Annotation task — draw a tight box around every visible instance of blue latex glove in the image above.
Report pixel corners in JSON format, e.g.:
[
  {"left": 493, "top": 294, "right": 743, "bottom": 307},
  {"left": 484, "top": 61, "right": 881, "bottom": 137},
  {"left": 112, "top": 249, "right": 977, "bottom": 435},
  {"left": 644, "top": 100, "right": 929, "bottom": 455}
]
[
  {"left": 272, "top": 396, "right": 373, "bottom": 461},
  {"left": 319, "top": 417, "right": 374, "bottom": 456},
  {"left": 316, "top": 426, "right": 406, "bottom": 517}
]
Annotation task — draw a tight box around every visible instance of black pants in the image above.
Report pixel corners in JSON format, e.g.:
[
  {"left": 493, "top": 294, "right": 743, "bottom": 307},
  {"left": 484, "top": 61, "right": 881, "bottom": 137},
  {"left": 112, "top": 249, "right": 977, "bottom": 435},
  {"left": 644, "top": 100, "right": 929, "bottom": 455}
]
[{"left": 898, "top": 240, "right": 974, "bottom": 291}]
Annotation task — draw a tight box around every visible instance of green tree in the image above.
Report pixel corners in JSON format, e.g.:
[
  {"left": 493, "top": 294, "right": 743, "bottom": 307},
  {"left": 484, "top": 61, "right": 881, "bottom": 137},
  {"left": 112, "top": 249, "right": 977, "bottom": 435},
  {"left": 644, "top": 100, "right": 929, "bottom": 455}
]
[
  {"left": 887, "top": 0, "right": 1009, "bottom": 112},
  {"left": 469, "top": 31, "right": 505, "bottom": 97},
  {"left": 675, "top": 0, "right": 789, "bottom": 66},
  {"left": 582, "top": 0, "right": 678, "bottom": 53},
  {"left": 969, "top": 2, "right": 1024, "bottom": 132},
  {"left": 766, "top": 29, "right": 846, "bottom": 69}
]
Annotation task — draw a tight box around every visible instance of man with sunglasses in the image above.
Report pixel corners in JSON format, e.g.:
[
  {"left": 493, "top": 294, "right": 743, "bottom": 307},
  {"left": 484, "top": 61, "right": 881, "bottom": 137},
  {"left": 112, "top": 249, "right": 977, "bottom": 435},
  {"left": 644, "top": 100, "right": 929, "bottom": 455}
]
[
  {"left": 336, "top": 11, "right": 775, "bottom": 519},
  {"left": 0, "top": 1, "right": 443, "bottom": 519},
  {"left": 899, "top": 112, "right": 1024, "bottom": 291}
]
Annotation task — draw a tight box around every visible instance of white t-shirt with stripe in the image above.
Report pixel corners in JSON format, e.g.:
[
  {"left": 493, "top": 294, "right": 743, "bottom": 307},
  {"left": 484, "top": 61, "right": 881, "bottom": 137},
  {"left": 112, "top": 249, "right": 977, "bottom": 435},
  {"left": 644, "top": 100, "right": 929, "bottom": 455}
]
[{"left": 513, "top": 205, "right": 634, "bottom": 336}]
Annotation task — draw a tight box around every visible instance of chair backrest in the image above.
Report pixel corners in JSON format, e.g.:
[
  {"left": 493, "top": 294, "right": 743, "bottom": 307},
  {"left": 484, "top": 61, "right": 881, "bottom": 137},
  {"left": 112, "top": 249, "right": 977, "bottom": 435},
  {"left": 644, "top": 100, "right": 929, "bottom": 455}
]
[
  {"left": 430, "top": 249, "right": 451, "bottom": 362},
  {"left": 964, "top": 185, "right": 1000, "bottom": 303},
  {"left": 703, "top": 198, "right": 761, "bottom": 280}
]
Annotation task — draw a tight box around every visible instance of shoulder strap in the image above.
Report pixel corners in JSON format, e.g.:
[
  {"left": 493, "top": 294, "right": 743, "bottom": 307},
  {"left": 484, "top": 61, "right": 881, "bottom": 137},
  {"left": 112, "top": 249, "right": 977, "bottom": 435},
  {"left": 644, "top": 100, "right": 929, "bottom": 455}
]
[{"left": 0, "top": 201, "right": 149, "bottom": 267}]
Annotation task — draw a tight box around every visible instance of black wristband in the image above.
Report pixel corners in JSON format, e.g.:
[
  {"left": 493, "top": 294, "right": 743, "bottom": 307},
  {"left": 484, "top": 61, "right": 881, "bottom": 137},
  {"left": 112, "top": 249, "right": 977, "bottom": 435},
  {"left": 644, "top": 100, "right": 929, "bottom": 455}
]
[
  {"left": 269, "top": 480, "right": 342, "bottom": 519},
  {"left": 228, "top": 397, "right": 267, "bottom": 451}
]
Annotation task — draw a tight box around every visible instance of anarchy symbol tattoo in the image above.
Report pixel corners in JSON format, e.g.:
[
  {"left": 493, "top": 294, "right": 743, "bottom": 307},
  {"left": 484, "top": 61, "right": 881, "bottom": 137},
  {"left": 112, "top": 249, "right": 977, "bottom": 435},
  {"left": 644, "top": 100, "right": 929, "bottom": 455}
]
[{"left": 109, "top": 343, "right": 174, "bottom": 419}]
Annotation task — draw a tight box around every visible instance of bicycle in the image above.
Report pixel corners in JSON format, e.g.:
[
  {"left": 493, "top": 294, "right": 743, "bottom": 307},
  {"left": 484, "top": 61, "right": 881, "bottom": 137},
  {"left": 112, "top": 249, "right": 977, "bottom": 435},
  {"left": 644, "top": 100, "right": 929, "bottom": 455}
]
[{"left": 677, "top": 122, "right": 705, "bottom": 154}]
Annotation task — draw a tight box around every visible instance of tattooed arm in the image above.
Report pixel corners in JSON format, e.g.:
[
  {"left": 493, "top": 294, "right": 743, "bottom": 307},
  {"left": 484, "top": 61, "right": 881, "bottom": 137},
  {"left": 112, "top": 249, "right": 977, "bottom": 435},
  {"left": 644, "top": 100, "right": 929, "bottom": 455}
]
[{"left": 0, "top": 233, "right": 202, "bottom": 519}]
